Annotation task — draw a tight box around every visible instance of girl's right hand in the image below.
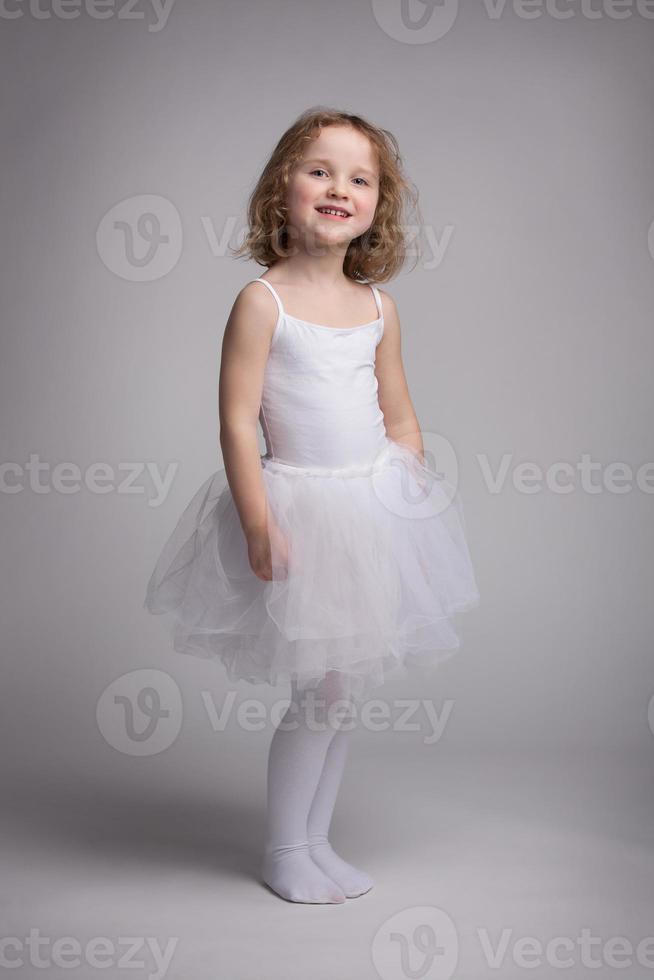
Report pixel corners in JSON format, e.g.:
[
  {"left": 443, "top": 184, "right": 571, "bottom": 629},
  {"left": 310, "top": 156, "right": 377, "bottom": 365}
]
[{"left": 246, "top": 518, "right": 289, "bottom": 581}]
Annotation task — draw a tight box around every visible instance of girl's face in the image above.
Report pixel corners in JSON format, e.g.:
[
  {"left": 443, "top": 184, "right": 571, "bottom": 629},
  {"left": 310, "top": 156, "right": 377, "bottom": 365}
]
[{"left": 284, "top": 125, "right": 380, "bottom": 250}]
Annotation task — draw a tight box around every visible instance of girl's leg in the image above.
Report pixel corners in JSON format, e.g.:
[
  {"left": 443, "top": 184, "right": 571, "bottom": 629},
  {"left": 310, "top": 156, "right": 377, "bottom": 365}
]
[
  {"left": 307, "top": 727, "right": 374, "bottom": 898},
  {"left": 261, "top": 673, "right": 347, "bottom": 904}
]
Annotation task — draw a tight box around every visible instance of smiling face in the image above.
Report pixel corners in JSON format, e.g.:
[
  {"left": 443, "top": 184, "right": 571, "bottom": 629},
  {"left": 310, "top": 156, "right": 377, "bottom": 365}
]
[{"left": 284, "top": 125, "right": 380, "bottom": 250}]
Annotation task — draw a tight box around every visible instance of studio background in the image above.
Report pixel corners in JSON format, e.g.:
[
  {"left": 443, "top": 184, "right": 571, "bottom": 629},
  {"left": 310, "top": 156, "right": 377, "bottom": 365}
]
[{"left": 2, "top": 2, "right": 653, "bottom": 978}]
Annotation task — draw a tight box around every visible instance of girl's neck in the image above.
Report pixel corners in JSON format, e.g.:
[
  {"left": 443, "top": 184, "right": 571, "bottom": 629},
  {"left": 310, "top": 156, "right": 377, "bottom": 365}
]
[{"left": 266, "top": 254, "right": 349, "bottom": 288}]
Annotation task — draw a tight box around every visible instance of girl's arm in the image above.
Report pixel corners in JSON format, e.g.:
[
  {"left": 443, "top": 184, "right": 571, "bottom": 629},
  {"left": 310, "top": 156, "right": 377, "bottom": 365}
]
[
  {"left": 374, "top": 291, "right": 425, "bottom": 461},
  {"left": 218, "top": 283, "right": 276, "bottom": 539}
]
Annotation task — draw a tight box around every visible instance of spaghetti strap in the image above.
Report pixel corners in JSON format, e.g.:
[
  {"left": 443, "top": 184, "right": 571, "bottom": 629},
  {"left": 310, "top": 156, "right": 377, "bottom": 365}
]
[
  {"left": 368, "top": 283, "right": 383, "bottom": 323},
  {"left": 251, "top": 278, "right": 284, "bottom": 320},
  {"left": 253, "top": 277, "right": 382, "bottom": 330}
]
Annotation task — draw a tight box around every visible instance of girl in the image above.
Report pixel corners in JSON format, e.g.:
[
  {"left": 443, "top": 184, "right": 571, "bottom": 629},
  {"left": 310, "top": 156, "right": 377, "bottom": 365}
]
[{"left": 144, "top": 106, "right": 480, "bottom": 904}]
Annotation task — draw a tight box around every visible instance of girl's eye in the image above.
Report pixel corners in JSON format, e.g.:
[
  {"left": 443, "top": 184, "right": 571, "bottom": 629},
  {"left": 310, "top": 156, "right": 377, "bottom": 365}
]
[{"left": 309, "top": 169, "right": 369, "bottom": 186}]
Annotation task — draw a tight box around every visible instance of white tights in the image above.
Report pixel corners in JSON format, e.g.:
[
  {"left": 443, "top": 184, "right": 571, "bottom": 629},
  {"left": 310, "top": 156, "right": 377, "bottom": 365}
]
[{"left": 261, "top": 671, "right": 374, "bottom": 903}]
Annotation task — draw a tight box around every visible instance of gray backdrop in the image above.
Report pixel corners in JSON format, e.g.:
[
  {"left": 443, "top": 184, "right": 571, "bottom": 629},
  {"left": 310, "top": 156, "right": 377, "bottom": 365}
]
[{"left": 2, "top": 2, "right": 653, "bottom": 979}]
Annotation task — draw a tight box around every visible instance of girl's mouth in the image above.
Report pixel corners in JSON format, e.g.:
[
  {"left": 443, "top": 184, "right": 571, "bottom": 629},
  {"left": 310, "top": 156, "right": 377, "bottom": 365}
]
[{"left": 315, "top": 207, "right": 351, "bottom": 221}]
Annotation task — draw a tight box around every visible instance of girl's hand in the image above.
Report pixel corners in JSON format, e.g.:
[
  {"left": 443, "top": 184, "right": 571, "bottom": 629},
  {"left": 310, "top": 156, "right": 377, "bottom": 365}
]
[{"left": 246, "top": 518, "right": 289, "bottom": 581}]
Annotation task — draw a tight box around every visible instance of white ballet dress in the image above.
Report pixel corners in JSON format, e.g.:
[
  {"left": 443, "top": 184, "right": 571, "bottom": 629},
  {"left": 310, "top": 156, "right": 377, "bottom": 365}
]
[{"left": 144, "top": 278, "right": 480, "bottom": 703}]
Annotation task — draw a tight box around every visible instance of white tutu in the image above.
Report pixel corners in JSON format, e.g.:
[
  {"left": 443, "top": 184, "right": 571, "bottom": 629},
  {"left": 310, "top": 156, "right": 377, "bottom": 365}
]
[
  {"left": 145, "top": 276, "right": 480, "bottom": 704},
  {"left": 144, "top": 436, "right": 480, "bottom": 704}
]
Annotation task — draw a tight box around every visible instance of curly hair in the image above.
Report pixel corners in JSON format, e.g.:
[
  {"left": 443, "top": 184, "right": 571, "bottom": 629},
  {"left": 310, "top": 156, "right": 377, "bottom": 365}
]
[{"left": 230, "top": 106, "right": 423, "bottom": 283}]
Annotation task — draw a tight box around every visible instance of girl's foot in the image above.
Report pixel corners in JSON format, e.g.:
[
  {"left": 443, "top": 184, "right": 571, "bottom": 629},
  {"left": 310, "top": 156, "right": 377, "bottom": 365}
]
[
  {"left": 308, "top": 837, "right": 374, "bottom": 898},
  {"left": 261, "top": 843, "right": 346, "bottom": 904}
]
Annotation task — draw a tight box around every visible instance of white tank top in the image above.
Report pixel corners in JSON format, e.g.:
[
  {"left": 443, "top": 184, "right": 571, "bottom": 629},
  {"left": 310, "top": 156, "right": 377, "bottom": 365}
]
[{"left": 250, "top": 277, "right": 388, "bottom": 471}]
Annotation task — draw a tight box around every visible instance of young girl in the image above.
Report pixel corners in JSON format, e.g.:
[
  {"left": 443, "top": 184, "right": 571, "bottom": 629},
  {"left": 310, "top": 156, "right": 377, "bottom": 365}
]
[{"left": 144, "top": 107, "right": 480, "bottom": 905}]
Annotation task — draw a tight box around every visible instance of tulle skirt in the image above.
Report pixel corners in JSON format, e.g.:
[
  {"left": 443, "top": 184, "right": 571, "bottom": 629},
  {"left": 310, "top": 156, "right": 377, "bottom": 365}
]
[{"left": 143, "top": 437, "right": 480, "bottom": 704}]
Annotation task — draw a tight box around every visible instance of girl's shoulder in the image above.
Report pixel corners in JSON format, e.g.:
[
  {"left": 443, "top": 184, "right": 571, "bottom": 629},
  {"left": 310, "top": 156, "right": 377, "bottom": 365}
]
[
  {"left": 234, "top": 278, "right": 279, "bottom": 316},
  {"left": 224, "top": 278, "right": 279, "bottom": 346},
  {"left": 365, "top": 283, "right": 396, "bottom": 317}
]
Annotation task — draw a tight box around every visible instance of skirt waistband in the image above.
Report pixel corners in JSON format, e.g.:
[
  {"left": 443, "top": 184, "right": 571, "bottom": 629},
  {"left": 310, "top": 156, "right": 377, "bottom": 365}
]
[{"left": 260, "top": 440, "right": 394, "bottom": 478}]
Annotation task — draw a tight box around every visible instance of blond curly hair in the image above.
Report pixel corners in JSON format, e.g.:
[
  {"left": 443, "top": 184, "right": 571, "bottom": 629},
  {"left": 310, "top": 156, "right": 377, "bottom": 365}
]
[{"left": 230, "top": 106, "right": 423, "bottom": 283}]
